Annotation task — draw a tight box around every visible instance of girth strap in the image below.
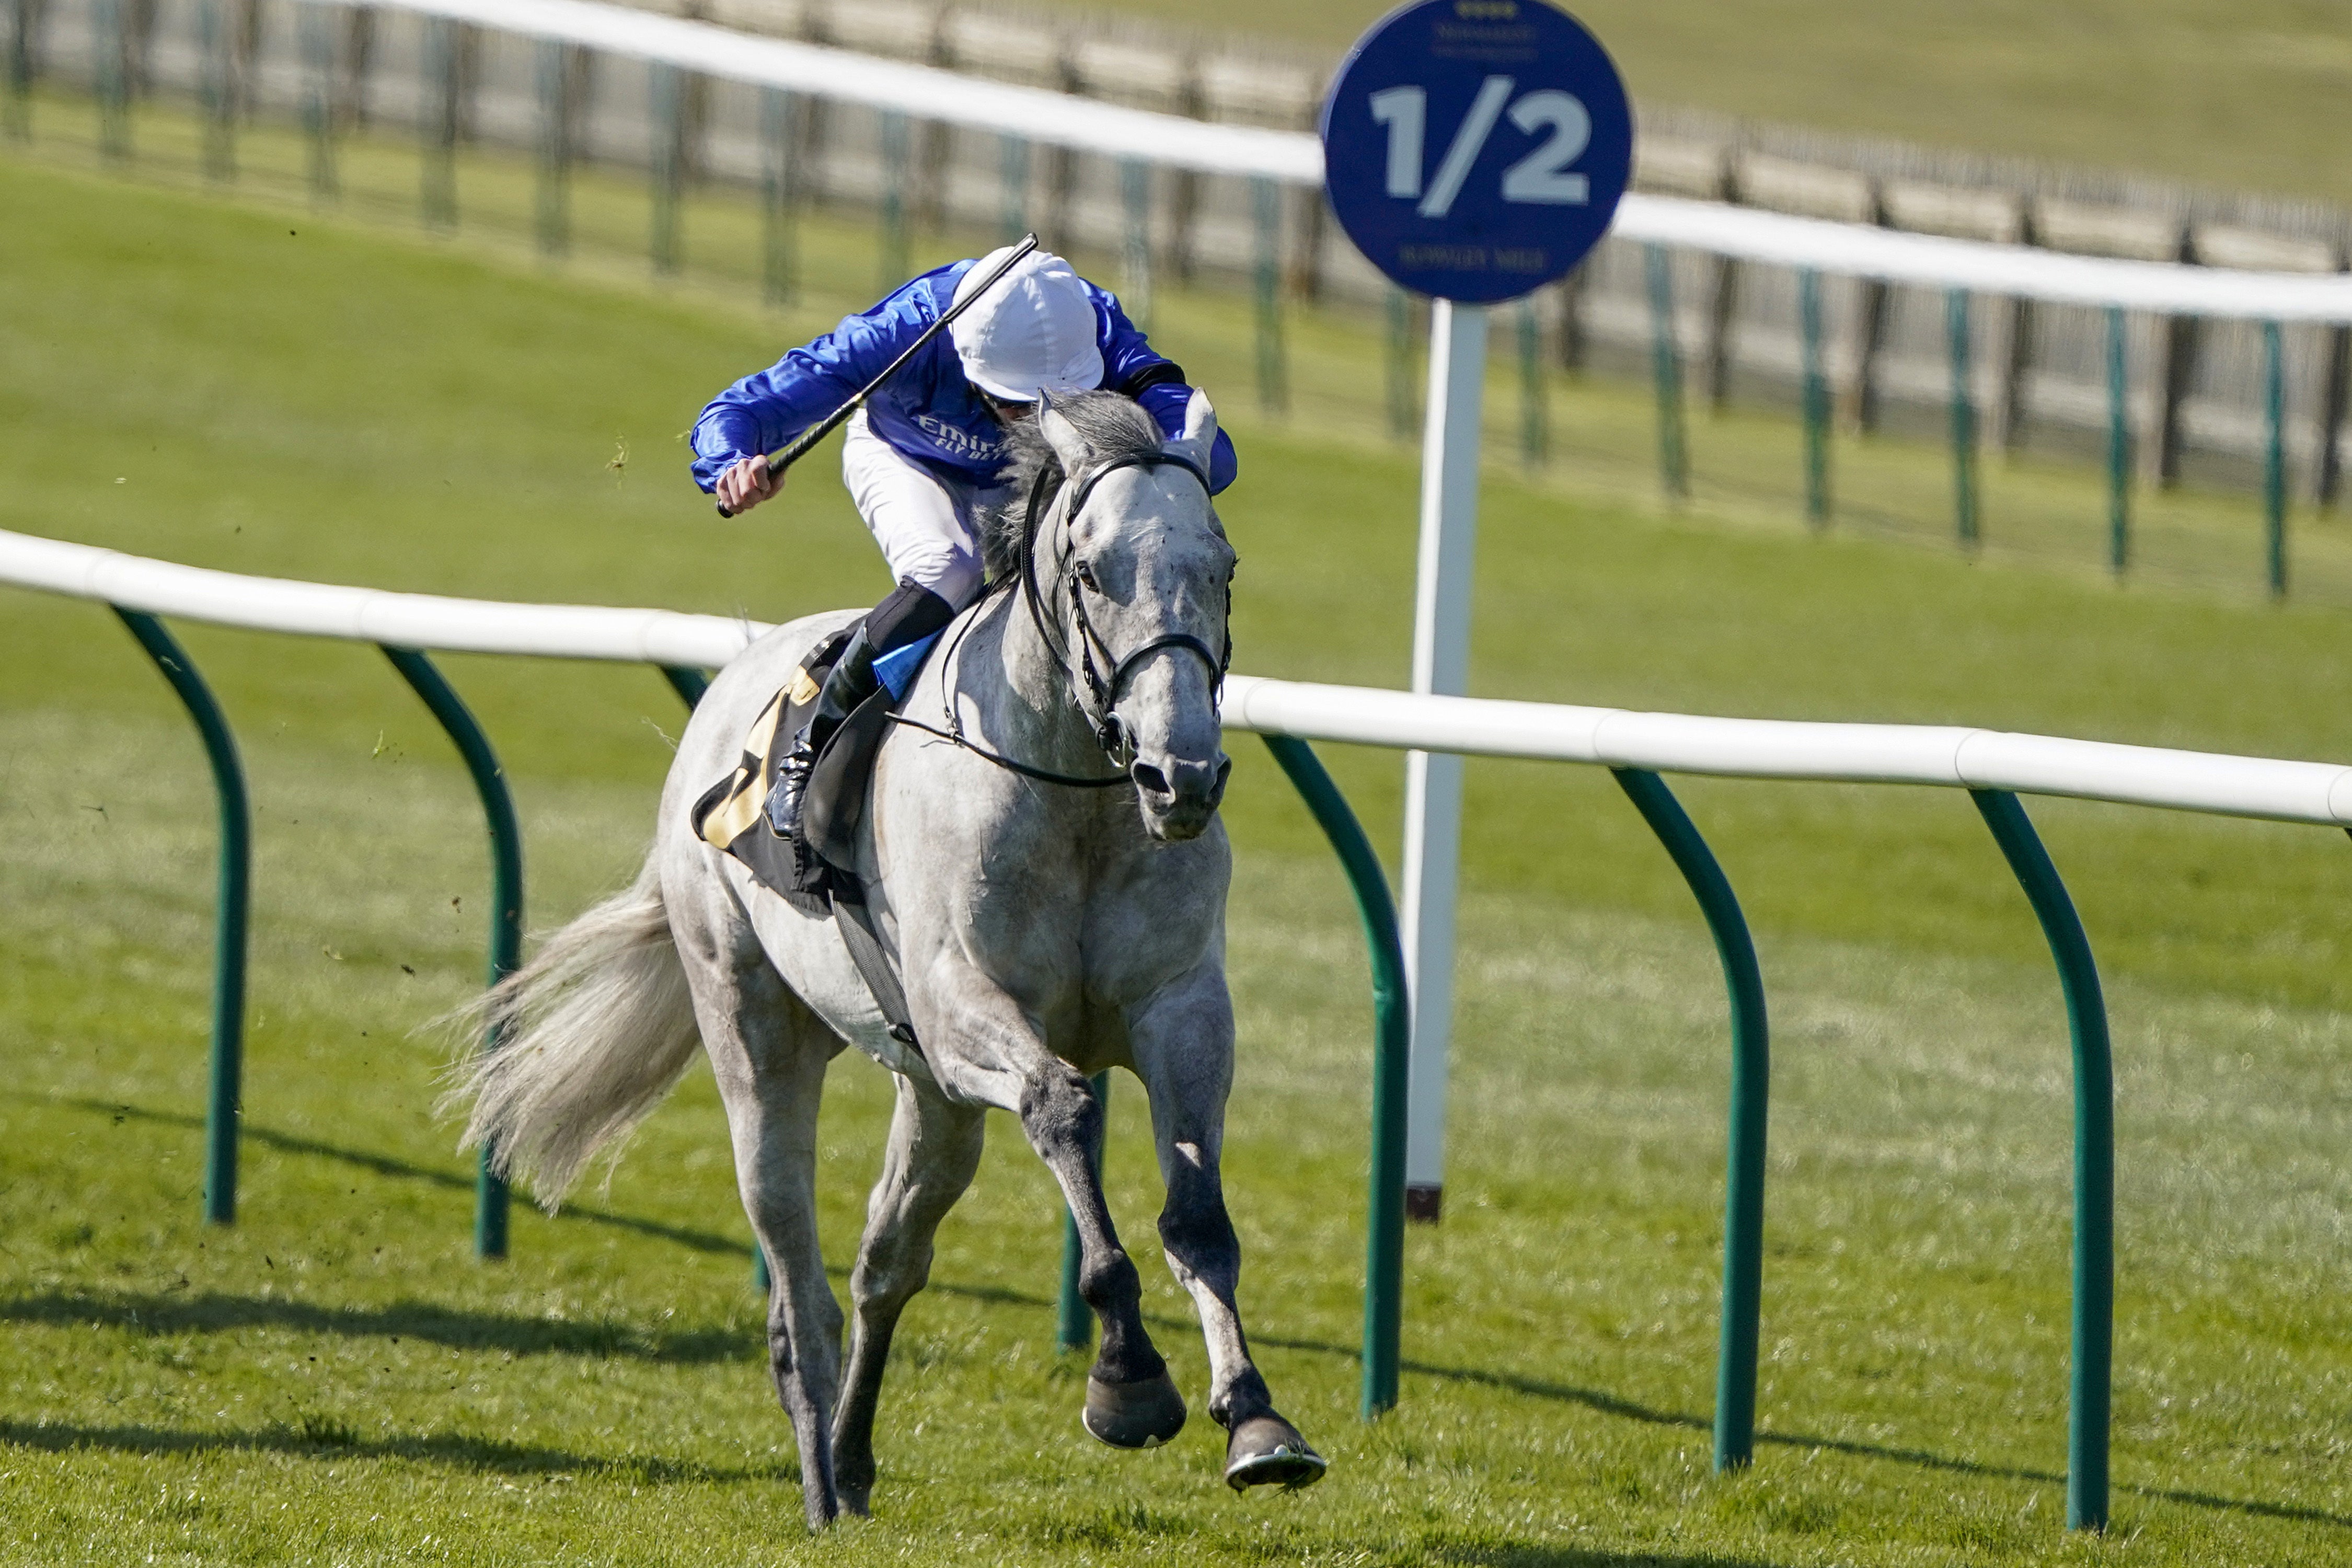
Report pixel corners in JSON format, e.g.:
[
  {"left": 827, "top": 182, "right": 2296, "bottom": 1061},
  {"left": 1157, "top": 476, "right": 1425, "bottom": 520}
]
[{"left": 829, "top": 883, "right": 919, "bottom": 1050}]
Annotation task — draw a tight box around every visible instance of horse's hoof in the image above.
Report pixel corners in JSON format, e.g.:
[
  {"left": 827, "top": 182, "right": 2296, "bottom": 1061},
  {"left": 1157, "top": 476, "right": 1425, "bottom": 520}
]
[
  {"left": 1223, "top": 1414, "right": 1327, "bottom": 1493},
  {"left": 1081, "top": 1370, "right": 1187, "bottom": 1449}
]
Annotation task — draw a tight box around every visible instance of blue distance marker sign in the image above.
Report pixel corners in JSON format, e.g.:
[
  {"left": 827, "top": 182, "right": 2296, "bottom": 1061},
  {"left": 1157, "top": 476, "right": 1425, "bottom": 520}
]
[{"left": 1321, "top": 0, "right": 1632, "bottom": 304}]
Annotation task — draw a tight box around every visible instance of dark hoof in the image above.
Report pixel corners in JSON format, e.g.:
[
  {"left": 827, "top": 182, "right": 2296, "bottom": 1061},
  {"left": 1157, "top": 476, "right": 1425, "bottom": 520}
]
[
  {"left": 1081, "top": 1370, "right": 1187, "bottom": 1449},
  {"left": 1223, "top": 1414, "right": 1327, "bottom": 1493}
]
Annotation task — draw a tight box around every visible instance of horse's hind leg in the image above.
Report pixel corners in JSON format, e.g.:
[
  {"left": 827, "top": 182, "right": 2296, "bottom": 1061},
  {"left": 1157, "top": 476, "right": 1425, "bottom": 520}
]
[
  {"left": 719, "top": 995, "right": 845, "bottom": 1528},
  {"left": 829, "top": 1069, "right": 986, "bottom": 1515},
  {"left": 1131, "top": 964, "right": 1327, "bottom": 1492},
  {"left": 723, "top": 1014, "right": 845, "bottom": 1529},
  {"left": 667, "top": 872, "right": 846, "bottom": 1530}
]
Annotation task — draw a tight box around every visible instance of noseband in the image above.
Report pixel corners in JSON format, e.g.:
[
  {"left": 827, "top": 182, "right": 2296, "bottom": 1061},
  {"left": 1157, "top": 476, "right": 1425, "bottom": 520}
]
[{"left": 1016, "top": 450, "right": 1232, "bottom": 765}]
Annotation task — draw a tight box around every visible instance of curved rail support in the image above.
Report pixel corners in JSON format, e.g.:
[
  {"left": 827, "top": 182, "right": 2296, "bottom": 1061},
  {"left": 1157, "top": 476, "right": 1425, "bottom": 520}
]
[
  {"left": 1610, "top": 768, "right": 1769, "bottom": 1472},
  {"left": 114, "top": 609, "right": 251, "bottom": 1227},
  {"left": 384, "top": 647, "right": 524, "bottom": 1261},
  {"left": 661, "top": 664, "right": 710, "bottom": 710},
  {"left": 1260, "top": 734, "right": 1411, "bottom": 1419},
  {"left": 1969, "top": 788, "right": 2113, "bottom": 1532}
]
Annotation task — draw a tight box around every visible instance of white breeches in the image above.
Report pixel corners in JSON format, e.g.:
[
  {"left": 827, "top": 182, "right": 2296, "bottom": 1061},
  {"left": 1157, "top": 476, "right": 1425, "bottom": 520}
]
[{"left": 840, "top": 411, "right": 997, "bottom": 607}]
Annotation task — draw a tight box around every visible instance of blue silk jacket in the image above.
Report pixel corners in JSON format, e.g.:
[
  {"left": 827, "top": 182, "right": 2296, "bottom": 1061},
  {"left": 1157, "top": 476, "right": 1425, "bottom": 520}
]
[{"left": 690, "top": 258, "right": 1239, "bottom": 495}]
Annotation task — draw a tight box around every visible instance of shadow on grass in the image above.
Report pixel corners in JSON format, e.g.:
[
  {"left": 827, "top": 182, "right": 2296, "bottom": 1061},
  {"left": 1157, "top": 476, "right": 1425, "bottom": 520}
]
[
  {"left": 31, "top": 1096, "right": 2346, "bottom": 1534},
  {"left": 1422, "top": 1549, "right": 1780, "bottom": 1568},
  {"left": 0, "top": 1289, "right": 756, "bottom": 1364},
  {"left": 1023, "top": 1506, "right": 1784, "bottom": 1568},
  {"left": 37, "top": 1094, "right": 1070, "bottom": 1323},
  {"left": 0, "top": 1417, "right": 779, "bottom": 1483},
  {"left": 52, "top": 1097, "right": 752, "bottom": 1259},
  {"left": 1212, "top": 1324, "right": 2352, "bottom": 1534}
]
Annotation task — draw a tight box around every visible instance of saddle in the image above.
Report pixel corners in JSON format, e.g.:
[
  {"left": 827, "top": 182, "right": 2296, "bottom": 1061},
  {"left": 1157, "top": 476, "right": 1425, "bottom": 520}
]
[{"left": 689, "top": 628, "right": 924, "bottom": 1057}]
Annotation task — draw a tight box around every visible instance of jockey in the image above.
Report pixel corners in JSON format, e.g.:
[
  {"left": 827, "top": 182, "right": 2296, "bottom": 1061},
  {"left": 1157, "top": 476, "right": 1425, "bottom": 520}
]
[{"left": 691, "top": 244, "right": 1238, "bottom": 839}]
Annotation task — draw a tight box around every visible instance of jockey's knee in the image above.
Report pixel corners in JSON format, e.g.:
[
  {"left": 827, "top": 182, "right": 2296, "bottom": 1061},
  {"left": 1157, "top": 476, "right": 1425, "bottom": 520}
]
[
  {"left": 892, "top": 547, "right": 983, "bottom": 612},
  {"left": 866, "top": 578, "right": 960, "bottom": 654}
]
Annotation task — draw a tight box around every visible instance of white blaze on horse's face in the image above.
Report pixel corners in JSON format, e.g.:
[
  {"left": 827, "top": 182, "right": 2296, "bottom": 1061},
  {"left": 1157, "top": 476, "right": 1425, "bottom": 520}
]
[{"left": 1042, "top": 391, "right": 1236, "bottom": 843}]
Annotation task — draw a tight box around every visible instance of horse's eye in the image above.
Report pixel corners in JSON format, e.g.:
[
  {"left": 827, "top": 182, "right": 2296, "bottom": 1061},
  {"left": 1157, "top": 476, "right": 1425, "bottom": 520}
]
[{"left": 1073, "top": 560, "right": 1098, "bottom": 589}]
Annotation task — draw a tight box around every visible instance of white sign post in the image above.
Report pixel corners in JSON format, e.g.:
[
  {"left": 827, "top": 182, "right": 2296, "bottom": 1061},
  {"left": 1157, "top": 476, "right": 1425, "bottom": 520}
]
[
  {"left": 1320, "top": 0, "right": 1631, "bottom": 1224},
  {"left": 1400, "top": 298, "right": 1487, "bottom": 1220}
]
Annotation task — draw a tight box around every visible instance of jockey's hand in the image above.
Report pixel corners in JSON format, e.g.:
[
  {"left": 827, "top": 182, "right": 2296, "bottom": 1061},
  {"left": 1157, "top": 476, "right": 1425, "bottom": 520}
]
[{"left": 717, "top": 456, "right": 779, "bottom": 515}]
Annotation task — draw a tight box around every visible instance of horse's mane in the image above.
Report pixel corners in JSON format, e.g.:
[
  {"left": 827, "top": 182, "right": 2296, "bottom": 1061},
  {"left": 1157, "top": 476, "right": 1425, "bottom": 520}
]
[{"left": 979, "top": 390, "right": 1163, "bottom": 579}]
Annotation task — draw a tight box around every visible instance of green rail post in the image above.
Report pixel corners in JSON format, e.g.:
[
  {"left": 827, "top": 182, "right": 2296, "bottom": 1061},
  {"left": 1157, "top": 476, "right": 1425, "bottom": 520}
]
[
  {"left": 1969, "top": 789, "right": 2113, "bottom": 1533},
  {"left": 6, "top": 0, "right": 32, "bottom": 142},
  {"left": 94, "top": 0, "right": 128, "bottom": 160},
  {"left": 1518, "top": 295, "right": 1548, "bottom": 468},
  {"left": 1252, "top": 177, "right": 1287, "bottom": 414},
  {"left": 1800, "top": 267, "right": 1830, "bottom": 528},
  {"left": 2265, "top": 320, "right": 2288, "bottom": 599},
  {"left": 1055, "top": 1072, "right": 1111, "bottom": 1351},
  {"left": 761, "top": 88, "right": 799, "bottom": 306},
  {"left": 1120, "top": 158, "right": 1152, "bottom": 333},
  {"left": 2106, "top": 306, "right": 2130, "bottom": 577},
  {"left": 534, "top": 39, "right": 570, "bottom": 259},
  {"left": 878, "top": 110, "right": 910, "bottom": 293},
  {"left": 998, "top": 133, "right": 1030, "bottom": 246},
  {"left": 1947, "top": 288, "right": 1979, "bottom": 549},
  {"left": 197, "top": 0, "right": 234, "bottom": 181},
  {"left": 661, "top": 664, "right": 710, "bottom": 710},
  {"left": 384, "top": 647, "right": 522, "bottom": 1260},
  {"left": 649, "top": 63, "right": 685, "bottom": 278},
  {"left": 1609, "top": 768, "right": 1768, "bottom": 1471},
  {"left": 419, "top": 17, "right": 458, "bottom": 232},
  {"left": 115, "top": 610, "right": 250, "bottom": 1228},
  {"left": 1386, "top": 287, "right": 1419, "bottom": 442},
  {"left": 1260, "top": 734, "right": 1410, "bottom": 1418},
  {"left": 300, "top": 2, "right": 337, "bottom": 202},
  {"left": 1644, "top": 244, "right": 1689, "bottom": 502}
]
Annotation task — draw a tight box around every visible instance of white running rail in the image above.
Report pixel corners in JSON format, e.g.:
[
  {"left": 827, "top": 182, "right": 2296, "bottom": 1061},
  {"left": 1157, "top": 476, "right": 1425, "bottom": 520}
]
[
  {"left": 330, "top": 0, "right": 2352, "bottom": 325},
  {"left": 0, "top": 526, "right": 765, "bottom": 667},
  {"left": 10, "top": 526, "right": 2351, "bottom": 827}
]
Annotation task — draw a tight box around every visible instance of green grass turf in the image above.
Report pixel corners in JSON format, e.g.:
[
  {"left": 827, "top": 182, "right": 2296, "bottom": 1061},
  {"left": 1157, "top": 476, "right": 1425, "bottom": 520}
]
[
  {"left": 4, "top": 142, "right": 2352, "bottom": 1563},
  {"left": 1038, "top": 1, "right": 2352, "bottom": 210}
]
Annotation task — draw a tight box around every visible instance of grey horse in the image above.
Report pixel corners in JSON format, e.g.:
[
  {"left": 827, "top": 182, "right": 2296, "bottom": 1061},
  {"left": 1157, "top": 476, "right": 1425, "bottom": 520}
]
[{"left": 451, "top": 389, "right": 1325, "bottom": 1529}]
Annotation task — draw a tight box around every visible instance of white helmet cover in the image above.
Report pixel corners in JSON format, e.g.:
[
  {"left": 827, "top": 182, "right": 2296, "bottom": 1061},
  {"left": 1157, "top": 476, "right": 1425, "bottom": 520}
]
[{"left": 949, "top": 246, "right": 1105, "bottom": 402}]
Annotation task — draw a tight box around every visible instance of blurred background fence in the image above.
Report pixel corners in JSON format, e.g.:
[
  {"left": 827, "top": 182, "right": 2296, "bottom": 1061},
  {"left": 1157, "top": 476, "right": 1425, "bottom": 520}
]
[{"left": 11, "top": 0, "right": 2352, "bottom": 605}]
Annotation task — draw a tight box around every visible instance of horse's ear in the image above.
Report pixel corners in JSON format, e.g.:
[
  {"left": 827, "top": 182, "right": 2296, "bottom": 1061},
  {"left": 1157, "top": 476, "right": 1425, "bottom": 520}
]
[
  {"left": 1036, "top": 391, "right": 1090, "bottom": 476},
  {"left": 1165, "top": 388, "right": 1218, "bottom": 473}
]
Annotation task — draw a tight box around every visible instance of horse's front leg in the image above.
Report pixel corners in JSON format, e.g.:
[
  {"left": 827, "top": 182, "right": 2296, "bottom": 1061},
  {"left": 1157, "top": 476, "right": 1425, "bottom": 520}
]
[
  {"left": 921, "top": 966, "right": 1186, "bottom": 1451},
  {"left": 1131, "top": 962, "right": 1328, "bottom": 1491}
]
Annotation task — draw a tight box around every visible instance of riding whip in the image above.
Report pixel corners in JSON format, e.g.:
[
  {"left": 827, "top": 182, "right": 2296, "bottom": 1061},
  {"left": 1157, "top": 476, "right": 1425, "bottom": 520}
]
[{"left": 712, "top": 233, "right": 1042, "bottom": 517}]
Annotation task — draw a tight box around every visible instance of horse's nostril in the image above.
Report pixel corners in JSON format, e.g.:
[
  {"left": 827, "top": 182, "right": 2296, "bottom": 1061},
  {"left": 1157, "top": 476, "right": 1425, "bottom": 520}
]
[{"left": 1131, "top": 762, "right": 1171, "bottom": 797}]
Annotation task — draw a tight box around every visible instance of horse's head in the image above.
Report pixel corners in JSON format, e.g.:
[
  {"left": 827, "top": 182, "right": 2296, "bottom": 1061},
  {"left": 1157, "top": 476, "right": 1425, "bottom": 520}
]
[{"left": 1030, "top": 389, "right": 1236, "bottom": 843}]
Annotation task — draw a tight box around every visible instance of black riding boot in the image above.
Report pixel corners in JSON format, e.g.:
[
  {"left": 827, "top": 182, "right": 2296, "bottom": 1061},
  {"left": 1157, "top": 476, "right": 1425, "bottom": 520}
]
[{"left": 766, "top": 626, "right": 880, "bottom": 840}]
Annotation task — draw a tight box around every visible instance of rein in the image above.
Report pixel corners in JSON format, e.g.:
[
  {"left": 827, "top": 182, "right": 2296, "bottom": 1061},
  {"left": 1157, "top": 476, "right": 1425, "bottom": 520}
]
[{"left": 889, "top": 448, "right": 1230, "bottom": 788}]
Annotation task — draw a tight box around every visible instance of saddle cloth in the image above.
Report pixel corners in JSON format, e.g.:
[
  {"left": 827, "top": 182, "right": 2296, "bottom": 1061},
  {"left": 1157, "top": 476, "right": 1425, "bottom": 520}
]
[{"left": 689, "top": 626, "right": 850, "bottom": 912}]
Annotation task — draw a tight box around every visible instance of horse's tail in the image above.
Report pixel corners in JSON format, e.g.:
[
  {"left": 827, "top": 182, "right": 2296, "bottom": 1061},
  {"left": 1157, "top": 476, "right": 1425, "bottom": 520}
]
[{"left": 441, "top": 846, "right": 701, "bottom": 1210}]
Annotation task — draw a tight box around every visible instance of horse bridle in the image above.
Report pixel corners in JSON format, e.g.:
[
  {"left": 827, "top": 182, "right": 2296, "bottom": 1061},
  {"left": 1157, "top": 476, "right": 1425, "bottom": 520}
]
[
  {"left": 1015, "top": 449, "right": 1233, "bottom": 767},
  {"left": 887, "top": 448, "right": 1235, "bottom": 789}
]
